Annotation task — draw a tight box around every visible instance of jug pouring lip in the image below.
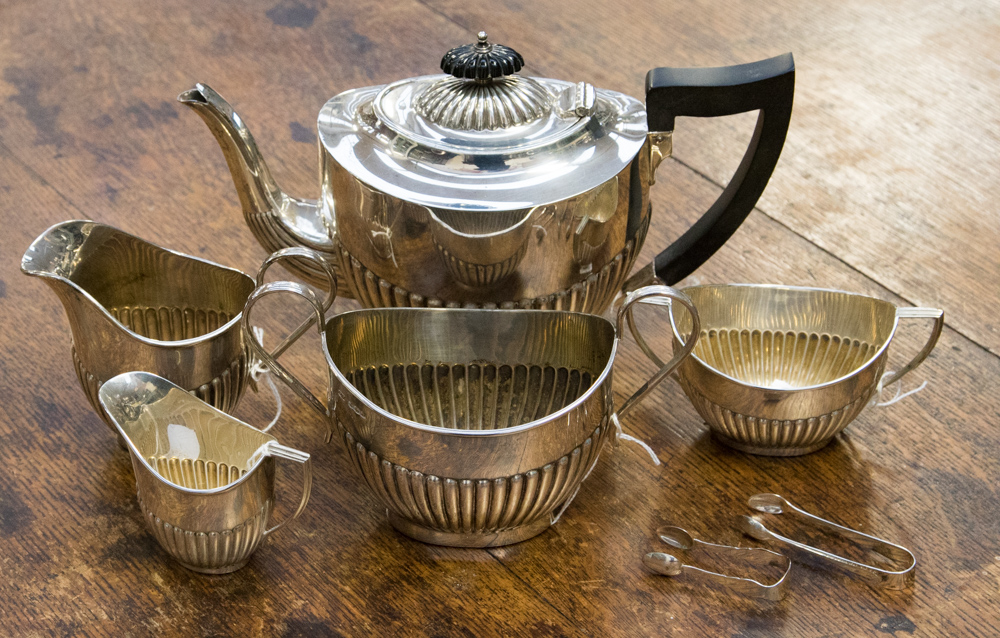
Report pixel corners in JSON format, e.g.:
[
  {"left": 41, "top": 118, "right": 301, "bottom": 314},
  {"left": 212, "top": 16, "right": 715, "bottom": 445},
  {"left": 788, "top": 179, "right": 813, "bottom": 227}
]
[
  {"left": 320, "top": 306, "right": 621, "bottom": 439},
  {"left": 21, "top": 219, "right": 256, "bottom": 348},
  {"left": 100, "top": 371, "right": 278, "bottom": 495}
]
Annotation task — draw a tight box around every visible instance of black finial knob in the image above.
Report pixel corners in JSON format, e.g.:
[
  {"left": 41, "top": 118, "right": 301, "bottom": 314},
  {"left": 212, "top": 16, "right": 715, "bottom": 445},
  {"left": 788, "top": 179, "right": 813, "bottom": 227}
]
[{"left": 440, "top": 32, "right": 525, "bottom": 82}]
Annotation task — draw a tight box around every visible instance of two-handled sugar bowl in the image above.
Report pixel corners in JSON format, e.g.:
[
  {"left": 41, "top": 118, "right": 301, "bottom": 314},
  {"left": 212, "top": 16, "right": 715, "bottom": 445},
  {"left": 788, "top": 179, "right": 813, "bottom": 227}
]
[
  {"left": 633, "top": 284, "right": 944, "bottom": 456},
  {"left": 241, "top": 251, "right": 700, "bottom": 547}
]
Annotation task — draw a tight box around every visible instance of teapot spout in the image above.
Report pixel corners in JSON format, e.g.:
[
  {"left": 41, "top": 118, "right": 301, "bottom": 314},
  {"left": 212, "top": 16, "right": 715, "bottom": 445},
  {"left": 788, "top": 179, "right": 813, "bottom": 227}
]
[{"left": 178, "top": 83, "right": 340, "bottom": 288}]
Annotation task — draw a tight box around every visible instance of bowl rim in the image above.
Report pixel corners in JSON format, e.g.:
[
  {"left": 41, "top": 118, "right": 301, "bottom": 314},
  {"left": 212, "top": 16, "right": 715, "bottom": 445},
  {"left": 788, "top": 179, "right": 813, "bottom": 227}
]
[
  {"left": 320, "top": 307, "right": 620, "bottom": 438},
  {"left": 22, "top": 220, "right": 254, "bottom": 349},
  {"left": 668, "top": 283, "right": 899, "bottom": 393}
]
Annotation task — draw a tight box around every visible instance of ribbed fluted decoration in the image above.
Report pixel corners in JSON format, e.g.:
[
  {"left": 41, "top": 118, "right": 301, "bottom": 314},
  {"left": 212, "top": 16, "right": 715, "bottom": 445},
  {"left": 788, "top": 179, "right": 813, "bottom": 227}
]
[
  {"left": 436, "top": 241, "right": 529, "bottom": 287},
  {"left": 111, "top": 305, "right": 234, "bottom": 341},
  {"left": 345, "top": 362, "right": 594, "bottom": 430},
  {"left": 137, "top": 491, "right": 271, "bottom": 574},
  {"left": 694, "top": 328, "right": 879, "bottom": 388},
  {"left": 335, "top": 421, "right": 608, "bottom": 537},
  {"left": 679, "top": 377, "right": 878, "bottom": 457},
  {"left": 147, "top": 455, "right": 247, "bottom": 489},
  {"left": 415, "top": 76, "right": 551, "bottom": 131},
  {"left": 335, "top": 214, "right": 649, "bottom": 313},
  {"left": 681, "top": 328, "right": 886, "bottom": 456}
]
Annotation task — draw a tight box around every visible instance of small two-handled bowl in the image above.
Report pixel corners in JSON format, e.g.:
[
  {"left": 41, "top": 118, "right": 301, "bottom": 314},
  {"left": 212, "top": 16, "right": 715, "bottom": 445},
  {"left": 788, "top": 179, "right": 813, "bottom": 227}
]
[
  {"left": 634, "top": 284, "right": 944, "bottom": 456},
  {"left": 242, "top": 250, "right": 701, "bottom": 547}
]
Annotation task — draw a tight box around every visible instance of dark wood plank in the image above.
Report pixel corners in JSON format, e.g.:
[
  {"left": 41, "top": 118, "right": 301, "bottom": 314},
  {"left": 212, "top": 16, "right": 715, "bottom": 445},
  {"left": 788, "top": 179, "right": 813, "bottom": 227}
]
[
  {"left": 422, "top": 0, "right": 1000, "bottom": 354},
  {"left": 0, "top": 0, "right": 998, "bottom": 635},
  {"left": 0, "top": 0, "right": 468, "bottom": 277}
]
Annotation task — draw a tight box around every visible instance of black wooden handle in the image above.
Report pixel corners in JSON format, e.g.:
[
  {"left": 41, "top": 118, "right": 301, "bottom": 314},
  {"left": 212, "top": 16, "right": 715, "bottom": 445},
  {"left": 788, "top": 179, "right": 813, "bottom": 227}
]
[{"left": 646, "top": 53, "right": 794, "bottom": 284}]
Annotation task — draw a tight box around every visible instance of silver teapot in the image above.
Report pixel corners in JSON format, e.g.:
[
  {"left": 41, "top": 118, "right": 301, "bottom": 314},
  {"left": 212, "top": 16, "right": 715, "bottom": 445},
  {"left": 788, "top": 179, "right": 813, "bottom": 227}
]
[{"left": 181, "top": 33, "right": 793, "bottom": 313}]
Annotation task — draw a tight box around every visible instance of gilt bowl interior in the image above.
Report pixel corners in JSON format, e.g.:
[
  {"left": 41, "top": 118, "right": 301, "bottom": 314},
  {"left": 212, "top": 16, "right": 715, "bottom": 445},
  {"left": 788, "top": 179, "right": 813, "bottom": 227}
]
[
  {"left": 324, "top": 308, "right": 617, "bottom": 432},
  {"left": 669, "top": 285, "right": 899, "bottom": 390}
]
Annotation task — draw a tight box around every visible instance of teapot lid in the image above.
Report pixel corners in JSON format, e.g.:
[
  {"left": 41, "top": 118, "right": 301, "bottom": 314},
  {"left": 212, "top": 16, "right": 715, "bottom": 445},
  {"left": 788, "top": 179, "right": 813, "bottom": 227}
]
[
  {"left": 317, "top": 32, "right": 648, "bottom": 211},
  {"left": 415, "top": 32, "right": 552, "bottom": 131}
]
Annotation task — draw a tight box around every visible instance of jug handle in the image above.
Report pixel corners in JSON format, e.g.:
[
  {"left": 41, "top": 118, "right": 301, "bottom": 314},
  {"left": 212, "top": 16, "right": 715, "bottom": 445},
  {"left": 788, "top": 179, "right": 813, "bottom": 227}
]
[
  {"left": 243, "top": 247, "right": 337, "bottom": 416},
  {"left": 243, "top": 279, "right": 331, "bottom": 417},
  {"left": 631, "top": 53, "right": 795, "bottom": 289},
  {"left": 615, "top": 285, "right": 700, "bottom": 420},
  {"left": 880, "top": 307, "right": 944, "bottom": 388},
  {"left": 262, "top": 442, "right": 313, "bottom": 537},
  {"left": 253, "top": 247, "right": 338, "bottom": 361}
]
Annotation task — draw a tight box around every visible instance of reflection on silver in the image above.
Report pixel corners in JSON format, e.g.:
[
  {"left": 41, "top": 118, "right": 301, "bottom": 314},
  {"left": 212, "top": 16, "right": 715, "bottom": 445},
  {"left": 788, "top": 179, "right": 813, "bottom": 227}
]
[
  {"left": 21, "top": 220, "right": 256, "bottom": 439},
  {"left": 572, "top": 176, "right": 620, "bottom": 268},
  {"left": 429, "top": 208, "right": 533, "bottom": 287},
  {"left": 415, "top": 75, "right": 552, "bottom": 131},
  {"left": 330, "top": 80, "right": 647, "bottom": 209},
  {"left": 99, "top": 372, "right": 311, "bottom": 574}
]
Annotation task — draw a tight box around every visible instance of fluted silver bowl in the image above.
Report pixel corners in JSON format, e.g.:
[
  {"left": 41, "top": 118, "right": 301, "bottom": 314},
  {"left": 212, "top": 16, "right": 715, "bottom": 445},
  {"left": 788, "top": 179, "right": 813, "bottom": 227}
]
[{"left": 663, "top": 284, "right": 943, "bottom": 456}]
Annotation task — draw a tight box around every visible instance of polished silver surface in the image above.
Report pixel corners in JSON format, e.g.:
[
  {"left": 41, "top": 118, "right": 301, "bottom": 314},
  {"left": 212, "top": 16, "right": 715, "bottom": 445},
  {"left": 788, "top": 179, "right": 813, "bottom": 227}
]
[
  {"left": 21, "top": 220, "right": 256, "bottom": 438},
  {"left": 329, "top": 154, "right": 651, "bottom": 310},
  {"left": 414, "top": 75, "right": 552, "bottom": 130},
  {"left": 323, "top": 80, "right": 647, "bottom": 210},
  {"left": 178, "top": 85, "right": 338, "bottom": 288},
  {"left": 643, "top": 526, "right": 791, "bottom": 601},
  {"left": 243, "top": 259, "right": 699, "bottom": 547},
  {"left": 99, "top": 372, "right": 312, "bottom": 574},
  {"left": 741, "top": 494, "right": 915, "bottom": 590},
  {"left": 655, "top": 284, "right": 944, "bottom": 455}
]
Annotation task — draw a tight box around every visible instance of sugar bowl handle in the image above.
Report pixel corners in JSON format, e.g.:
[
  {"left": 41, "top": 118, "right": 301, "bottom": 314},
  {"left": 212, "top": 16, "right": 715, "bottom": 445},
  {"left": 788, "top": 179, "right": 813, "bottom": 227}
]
[
  {"left": 252, "top": 247, "right": 338, "bottom": 361},
  {"left": 644, "top": 53, "right": 795, "bottom": 285},
  {"left": 880, "top": 307, "right": 945, "bottom": 388},
  {"left": 243, "top": 280, "right": 330, "bottom": 417},
  {"left": 615, "top": 285, "right": 700, "bottom": 420}
]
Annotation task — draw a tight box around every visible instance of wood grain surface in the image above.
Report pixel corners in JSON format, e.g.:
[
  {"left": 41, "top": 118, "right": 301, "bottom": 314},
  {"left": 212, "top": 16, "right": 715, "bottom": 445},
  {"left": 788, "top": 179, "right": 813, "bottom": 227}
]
[{"left": 1, "top": 0, "right": 998, "bottom": 636}]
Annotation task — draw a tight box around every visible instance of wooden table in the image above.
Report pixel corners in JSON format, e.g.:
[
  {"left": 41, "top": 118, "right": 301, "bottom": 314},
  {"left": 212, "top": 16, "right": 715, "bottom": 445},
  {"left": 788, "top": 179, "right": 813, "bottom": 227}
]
[{"left": 2, "top": 0, "right": 998, "bottom": 635}]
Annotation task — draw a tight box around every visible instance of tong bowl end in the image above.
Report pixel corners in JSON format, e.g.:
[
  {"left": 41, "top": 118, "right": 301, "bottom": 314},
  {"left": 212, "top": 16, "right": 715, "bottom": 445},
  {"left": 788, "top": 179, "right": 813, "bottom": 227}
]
[
  {"left": 656, "top": 526, "right": 695, "bottom": 550},
  {"left": 643, "top": 552, "right": 682, "bottom": 576},
  {"left": 740, "top": 515, "right": 773, "bottom": 541},
  {"left": 748, "top": 493, "right": 788, "bottom": 514}
]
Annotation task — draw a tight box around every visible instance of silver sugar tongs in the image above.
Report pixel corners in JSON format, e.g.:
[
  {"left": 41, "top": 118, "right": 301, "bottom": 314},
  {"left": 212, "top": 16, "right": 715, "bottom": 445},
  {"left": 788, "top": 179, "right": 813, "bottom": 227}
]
[
  {"left": 643, "top": 526, "right": 791, "bottom": 601},
  {"left": 740, "top": 494, "right": 916, "bottom": 591}
]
